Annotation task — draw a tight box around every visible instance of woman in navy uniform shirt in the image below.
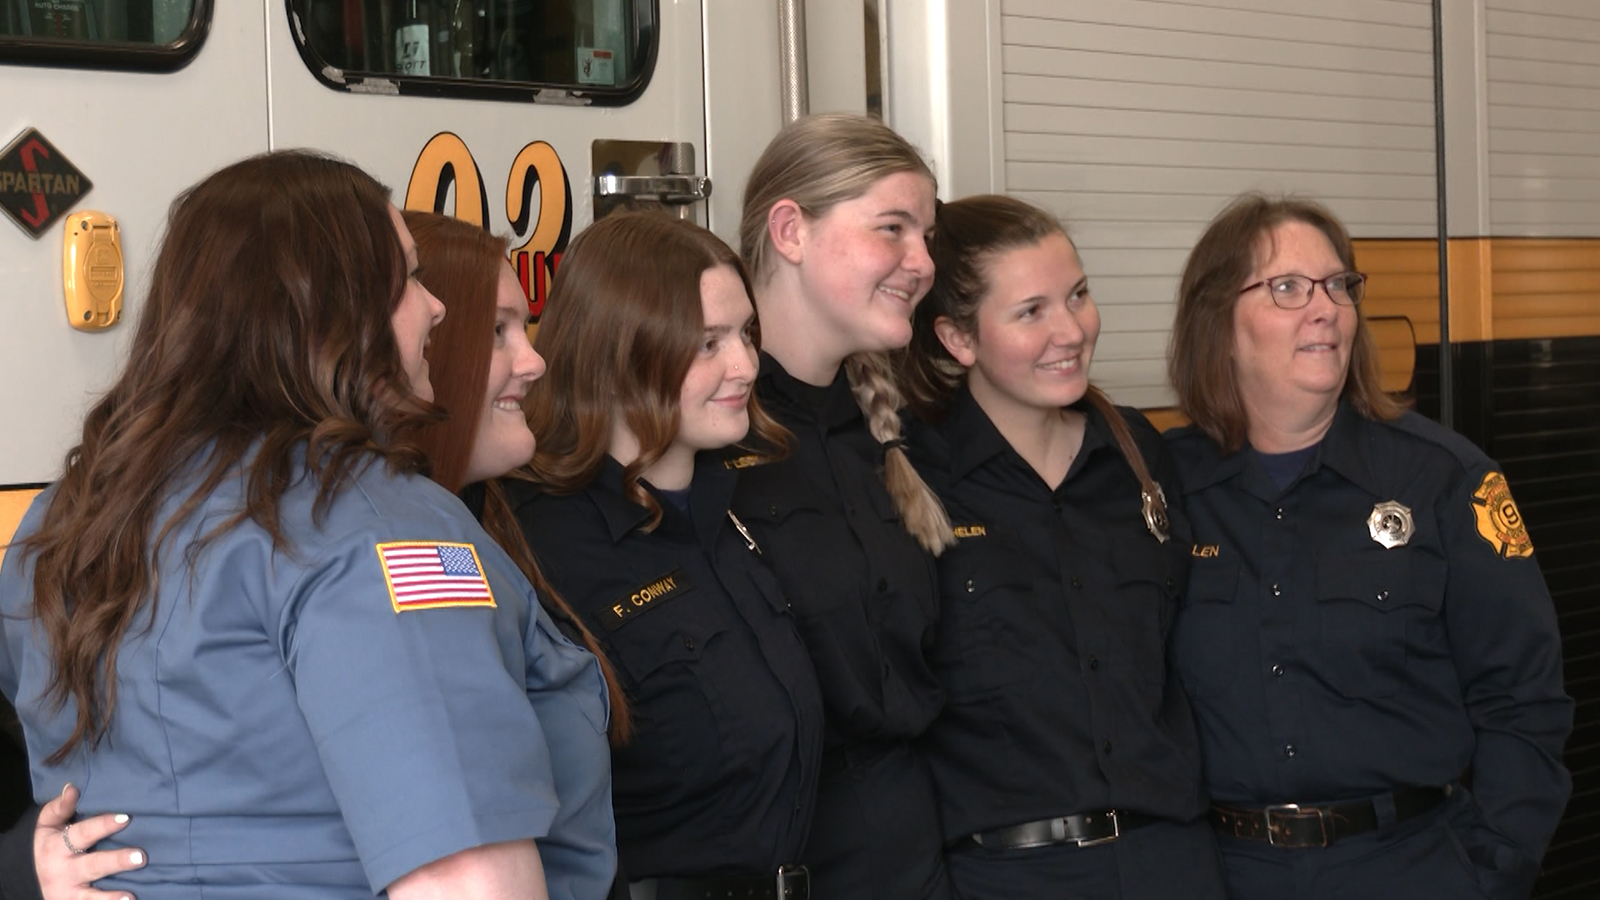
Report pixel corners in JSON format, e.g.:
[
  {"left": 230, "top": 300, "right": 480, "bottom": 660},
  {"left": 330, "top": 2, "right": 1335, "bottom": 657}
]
[
  {"left": 898, "top": 195, "right": 1226, "bottom": 900},
  {"left": 505, "top": 212, "right": 823, "bottom": 900},
  {"left": 734, "top": 114, "right": 956, "bottom": 900},
  {"left": 0, "top": 153, "right": 611, "bottom": 900},
  {"left": 1166, "top": 193, "right": 1571, "bottom": 900}
]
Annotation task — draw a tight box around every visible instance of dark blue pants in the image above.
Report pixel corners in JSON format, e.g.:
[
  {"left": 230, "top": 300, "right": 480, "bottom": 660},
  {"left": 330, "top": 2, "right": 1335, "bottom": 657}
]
[
  {"left": 945, "top": 819, "right": 1227, "bottom": 900},
  {"left": 801, "top": 742, "right": 952, "bottom": 900}
]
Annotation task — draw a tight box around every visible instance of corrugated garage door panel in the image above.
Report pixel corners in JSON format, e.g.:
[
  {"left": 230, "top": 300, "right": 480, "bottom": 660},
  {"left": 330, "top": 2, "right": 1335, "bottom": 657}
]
[{"left": 999, "top": 0, "right": 1436, "bottom": 406}]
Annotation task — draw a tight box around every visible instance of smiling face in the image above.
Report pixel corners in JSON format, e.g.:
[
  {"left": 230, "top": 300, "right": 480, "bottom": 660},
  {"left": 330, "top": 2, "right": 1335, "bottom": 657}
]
[
  {"left": 1232, "top": 219, "right": 1357, "bottom": 425},
  {"left": 795, "top": 170, "right": 936, "bottom": 359},
  {"left": 387, "top": 205, "right": 446, "bottom": 401},
  {"left": 937, "top": 233, "right": 1100, "bottom": 425},
  {"left": 461, "top": 265, "right": 546, "bottom": 485},
  {"left": 674, "top": 264, "right": 759, "bottom": 455}
]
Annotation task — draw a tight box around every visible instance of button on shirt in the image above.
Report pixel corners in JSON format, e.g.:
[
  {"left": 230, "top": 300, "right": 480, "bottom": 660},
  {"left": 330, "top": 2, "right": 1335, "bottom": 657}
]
[
  {"left": 0, "top": 461, "right": 614, "bottom": 900},
  {"left": 1167, "top": 402, "right": 1572, "bottom": 892},
  {"left": 506, "top": 453, "right": 824, "bottom": 879},
  {"left": 911, "top": 392, "right": 1206, "bottom": 841},
  {"left": 731, "top": 354, "right": 944, "bottom": 746}
]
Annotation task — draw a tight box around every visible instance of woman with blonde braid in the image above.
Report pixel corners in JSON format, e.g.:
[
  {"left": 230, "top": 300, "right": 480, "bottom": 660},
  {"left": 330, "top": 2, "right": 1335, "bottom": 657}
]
[{"left": 732, "top": 113, "right": 954, "bottom": 900}]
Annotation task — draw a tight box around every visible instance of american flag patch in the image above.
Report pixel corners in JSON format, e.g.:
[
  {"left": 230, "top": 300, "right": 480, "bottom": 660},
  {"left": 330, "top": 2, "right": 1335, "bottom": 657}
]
[{"left": 376, "top": 541, "right": 497, "bottom": 612}]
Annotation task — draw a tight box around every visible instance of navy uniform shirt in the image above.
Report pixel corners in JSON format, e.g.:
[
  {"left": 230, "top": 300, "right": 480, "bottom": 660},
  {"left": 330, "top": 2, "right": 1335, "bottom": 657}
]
[
  {"left": 506, "top": 452, "right": 824, "bottom": 879},
  {"left": 0, "top": 458, "right": 615, "bottom": 900},
  {"left": 731, "top": 353, "right": 944, "bottom": 747},
  {"left": 911, "top": 391, "right": 1205, "bottom": 842},
  {"left": 1167, "top": 402, "right": 1572, "bottom": 893}
]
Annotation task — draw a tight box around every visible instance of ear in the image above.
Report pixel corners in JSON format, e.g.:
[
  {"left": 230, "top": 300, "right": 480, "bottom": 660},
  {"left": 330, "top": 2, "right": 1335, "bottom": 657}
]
[
  {"left": 933, "top": 316, "right": 977, "bottom": 368},
  {"left": 767, "top": 200, "right": 806, "bottom": 266}
]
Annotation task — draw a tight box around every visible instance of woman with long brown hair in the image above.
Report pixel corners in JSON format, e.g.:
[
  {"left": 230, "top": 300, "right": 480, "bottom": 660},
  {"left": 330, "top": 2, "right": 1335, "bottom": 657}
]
[
  {"left": 0, "top": 151, "right": 608, "bottom": 900},
  {"left": 505, "top": 211, "right": 823, "bottom": 900},
  {"left": 900, "top": 194, "right": 1225, "bottom": 900},
  {"left": 733, "top": 113, "right": 954, "bottom": 899}
]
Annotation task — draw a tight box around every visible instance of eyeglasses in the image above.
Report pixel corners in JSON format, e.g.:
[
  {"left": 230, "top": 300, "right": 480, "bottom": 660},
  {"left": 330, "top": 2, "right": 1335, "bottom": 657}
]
[{"left": 1239, "top": 271, "right": 1367, "bottom": 309}]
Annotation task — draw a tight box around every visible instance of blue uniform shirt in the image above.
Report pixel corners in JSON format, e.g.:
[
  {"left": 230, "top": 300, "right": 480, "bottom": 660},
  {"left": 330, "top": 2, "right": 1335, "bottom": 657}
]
[
  {"left": 1167, "top": 402, "right": 1572, "bottom": 897},
  {"left": 0, "top": 458, "right": 615, "bottom": 900},
  {"left": 507, "top": 453, "right": 823, "bottom": 880}
]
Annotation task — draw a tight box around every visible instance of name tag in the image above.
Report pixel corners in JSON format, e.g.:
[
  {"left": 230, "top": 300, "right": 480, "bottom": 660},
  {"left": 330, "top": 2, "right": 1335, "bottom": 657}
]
[{"left": 598, "top": 568, "right": 694, "bottom": 633}]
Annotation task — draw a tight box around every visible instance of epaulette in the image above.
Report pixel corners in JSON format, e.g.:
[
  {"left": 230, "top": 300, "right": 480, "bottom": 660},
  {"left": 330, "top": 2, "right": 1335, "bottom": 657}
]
[{"left": 1379, "top": 410, "right": 1495, "bottom": 474}]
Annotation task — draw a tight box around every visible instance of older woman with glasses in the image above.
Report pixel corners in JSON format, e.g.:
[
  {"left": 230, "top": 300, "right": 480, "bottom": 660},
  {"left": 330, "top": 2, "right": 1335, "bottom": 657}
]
[{"left": 1164, "top": 192, "right": 1571, "bottom": 900}]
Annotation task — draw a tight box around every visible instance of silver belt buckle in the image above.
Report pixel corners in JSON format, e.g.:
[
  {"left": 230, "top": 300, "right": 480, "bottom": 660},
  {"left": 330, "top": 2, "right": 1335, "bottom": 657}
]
[
  {"left": 1072, "top": 810, "right": 1121, "bottom": 847},
  {"left": 1264, "top": 803, "right": 1329, "bottom": 848},
  {"left": 777, "top": 863, "right": 809, "bottom": 900}
]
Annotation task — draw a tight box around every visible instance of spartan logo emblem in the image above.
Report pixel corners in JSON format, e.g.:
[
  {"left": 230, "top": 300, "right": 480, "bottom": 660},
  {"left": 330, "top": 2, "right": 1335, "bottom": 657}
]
[{"left": 1471, "top": 472, "right": 1533, "bottom": 559}]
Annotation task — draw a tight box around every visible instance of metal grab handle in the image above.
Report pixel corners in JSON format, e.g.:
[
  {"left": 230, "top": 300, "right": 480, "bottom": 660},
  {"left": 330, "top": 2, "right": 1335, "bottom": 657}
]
[
  {"left": 593, "top": 174, "right": 712, "bottom": 204},
  {"left": 777, "top": 0, "right": 809, "bottom": 123}
]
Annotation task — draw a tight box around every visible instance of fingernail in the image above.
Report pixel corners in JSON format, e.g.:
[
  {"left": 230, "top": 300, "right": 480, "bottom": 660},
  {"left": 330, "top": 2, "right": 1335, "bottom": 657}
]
[
  {"left": 62, "top": 782, "right": 73, "bottom": 793},
  {"left": 129, "top": 850, "right": 144, "bottom": 865},
  {"left": 114, "top": 813, "right": 130, "bottom": 824}
]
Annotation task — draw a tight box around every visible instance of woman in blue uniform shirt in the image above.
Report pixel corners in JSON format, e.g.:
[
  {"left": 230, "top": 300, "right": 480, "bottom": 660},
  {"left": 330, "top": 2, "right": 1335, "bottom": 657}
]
[
  {"left": 505, "top": 212, "right": 823, "bottom": 900},
  {"left": 0, "top": 152, "right": 611, "bottom": 900},
  {"left": 403, "top": 209, "right": 621, "bottom": 900},
  {"left": 898, "top": 194, "right": 1226, "bottom": 900},
  {"left": 733, "top": 113, "right": 957, "bottom": 900},
  {"left": 1165, "top": 193, "right": 1571, "bottom": 900}
]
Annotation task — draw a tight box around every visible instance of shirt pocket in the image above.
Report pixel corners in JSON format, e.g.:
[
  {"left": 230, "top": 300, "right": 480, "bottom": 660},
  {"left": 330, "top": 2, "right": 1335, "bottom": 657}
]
[
  {"left": 606, "top": 613, "right": 728, "bottom": 767},
  {"left": 732, "top": 474, "right": 852, "bottom": 612},
  {"left": 1313, "top": 550, "right": 1446, "bottom": 699},
  {"left": 1109, "top": 539, "right": 1187, "bottom": 687},
  {"left": 1170, "top": 557, "right": 1244, "bottom": 699},
  {"left": 935, "top": 543, "right": 1038, "bottom": 700}
]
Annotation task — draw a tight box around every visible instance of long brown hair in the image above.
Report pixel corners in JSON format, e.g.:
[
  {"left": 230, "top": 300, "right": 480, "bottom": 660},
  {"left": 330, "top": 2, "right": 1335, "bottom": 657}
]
[
  {"left": 17, "top": 151, "right": 428, "bottom": 764},
  {"left": 526, "top": 211, "right": 789, "bottom": 530},
  {"left": 405, "top": 210, "right": 632, "bottom": 742},
  {"left": 1170, "top": 192, "right": 1401, "bottom": 452},
  {"left": 740, "top": 113, "right": 953, "bottom": 554},
  {"left": 906, "top": 194, "right": 1166, "bottom": 522}
]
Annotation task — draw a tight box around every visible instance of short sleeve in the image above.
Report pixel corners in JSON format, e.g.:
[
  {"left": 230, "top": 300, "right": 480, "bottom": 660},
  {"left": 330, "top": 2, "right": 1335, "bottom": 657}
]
[
  {"left": 523, "top": 605, "right": 616, "bottom": 900},
  {"left": 278, "top": 528, "right": 561, "bottom": 893}
]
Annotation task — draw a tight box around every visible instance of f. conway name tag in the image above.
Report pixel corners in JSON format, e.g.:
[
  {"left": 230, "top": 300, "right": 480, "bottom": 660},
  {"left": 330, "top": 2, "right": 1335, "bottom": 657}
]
[{"left": 598, "top": 568, "right": 694, "bottom": 633}]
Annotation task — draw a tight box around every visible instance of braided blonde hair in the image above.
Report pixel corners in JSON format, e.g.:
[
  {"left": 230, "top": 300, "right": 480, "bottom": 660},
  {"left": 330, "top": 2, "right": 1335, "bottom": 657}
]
[{"left": 847, "top": 351, "right": 954, "bottom": 554}]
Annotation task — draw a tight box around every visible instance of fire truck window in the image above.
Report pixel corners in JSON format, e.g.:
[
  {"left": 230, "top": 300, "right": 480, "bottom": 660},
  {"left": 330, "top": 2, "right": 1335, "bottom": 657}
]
[
  {"left": 292, "top": 1, "right": 656, "bottom": 103},
  {"left": 2, "top": 0, "right": 197, "bottom": 45}
]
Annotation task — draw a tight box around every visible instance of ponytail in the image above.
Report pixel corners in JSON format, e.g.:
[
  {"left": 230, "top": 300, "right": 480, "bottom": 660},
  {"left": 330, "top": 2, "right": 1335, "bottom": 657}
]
[{"left": 1080, "top": 386, "right": 1170, "bottom": 543}]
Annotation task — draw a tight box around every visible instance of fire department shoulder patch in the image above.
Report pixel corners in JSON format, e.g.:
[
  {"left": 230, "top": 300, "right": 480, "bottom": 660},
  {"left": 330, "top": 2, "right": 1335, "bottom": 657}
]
[{"left": 1470, "top": 472, "right": 1533, "bottom": 559}]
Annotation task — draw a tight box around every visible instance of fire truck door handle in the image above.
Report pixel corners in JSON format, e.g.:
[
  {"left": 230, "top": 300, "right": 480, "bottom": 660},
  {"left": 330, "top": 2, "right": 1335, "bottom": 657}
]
[{"left": 593, "top": 174, "right": 712, "bottom": 204}]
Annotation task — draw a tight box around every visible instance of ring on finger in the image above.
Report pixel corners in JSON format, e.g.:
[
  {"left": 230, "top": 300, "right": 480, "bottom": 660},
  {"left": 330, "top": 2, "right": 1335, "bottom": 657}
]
[{"left": 61, "top": 823, "right": 86, "bottom": 855}]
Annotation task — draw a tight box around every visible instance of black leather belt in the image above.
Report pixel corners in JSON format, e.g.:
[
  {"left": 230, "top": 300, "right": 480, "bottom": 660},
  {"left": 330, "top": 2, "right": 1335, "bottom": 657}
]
[
  {"left": 630, "top": 865, "right": 809, "bottom": 900},
  {"left": 1211, "top": 784, "right": 1450, "bottom": 849},
  {"left": 954, "top": 809, "right": 1158, "bottom": 851}
]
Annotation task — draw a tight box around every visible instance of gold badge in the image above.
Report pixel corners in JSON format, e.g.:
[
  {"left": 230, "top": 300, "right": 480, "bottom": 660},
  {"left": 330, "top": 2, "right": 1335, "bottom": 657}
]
[
  {"left": 1142, "top": 486, "right": 1170, "bottom": 544},
  {"left": 952, "top": 524, "right": 987, "bottom": 539},
  {"left": 1367, "top": 501, "right": 1414, "bottom": 549},
  {"left": 1472, "top": 472, "right": 1534, "bottom": 559}
]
